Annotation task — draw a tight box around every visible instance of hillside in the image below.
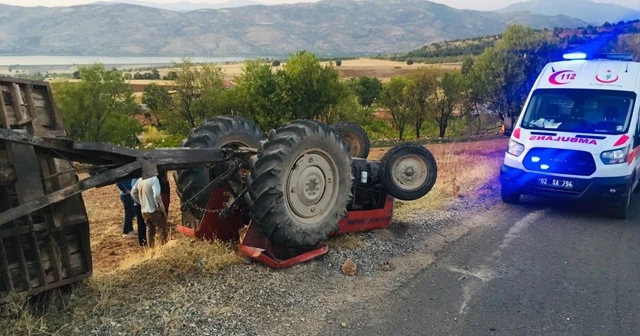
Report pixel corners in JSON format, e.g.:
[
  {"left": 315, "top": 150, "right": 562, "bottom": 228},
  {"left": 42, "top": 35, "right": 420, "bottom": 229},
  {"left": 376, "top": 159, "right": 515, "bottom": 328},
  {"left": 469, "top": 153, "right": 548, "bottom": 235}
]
[
  {"left": 499, "top": 0, "right": 640, "bottom": 25},
  {"left": 0, "top": 0, "right": 588, "bottom": 57},
  {"left": 388, "top": 19, "right": 640, "bottom": 63}
]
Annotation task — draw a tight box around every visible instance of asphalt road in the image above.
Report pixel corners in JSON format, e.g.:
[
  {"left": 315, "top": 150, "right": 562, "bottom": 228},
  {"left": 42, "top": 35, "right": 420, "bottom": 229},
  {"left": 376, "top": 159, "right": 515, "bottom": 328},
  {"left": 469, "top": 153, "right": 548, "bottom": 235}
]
[{"left": 322, "top": 195, "right": 640, "bottom": 336}]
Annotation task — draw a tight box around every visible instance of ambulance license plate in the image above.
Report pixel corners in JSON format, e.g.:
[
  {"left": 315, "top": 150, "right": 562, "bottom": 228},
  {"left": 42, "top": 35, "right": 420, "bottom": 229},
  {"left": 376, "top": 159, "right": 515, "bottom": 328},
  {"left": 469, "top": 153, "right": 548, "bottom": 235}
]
[{"left": 536, "top": 177, "right": 575, "bottom": 189}]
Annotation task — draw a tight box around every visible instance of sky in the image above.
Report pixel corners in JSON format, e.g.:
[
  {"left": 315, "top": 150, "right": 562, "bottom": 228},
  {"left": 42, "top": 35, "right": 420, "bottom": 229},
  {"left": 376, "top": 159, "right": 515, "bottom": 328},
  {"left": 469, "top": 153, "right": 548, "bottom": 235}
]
[{"left": 0, "top": 0, "right": 638, "bottom": 11}]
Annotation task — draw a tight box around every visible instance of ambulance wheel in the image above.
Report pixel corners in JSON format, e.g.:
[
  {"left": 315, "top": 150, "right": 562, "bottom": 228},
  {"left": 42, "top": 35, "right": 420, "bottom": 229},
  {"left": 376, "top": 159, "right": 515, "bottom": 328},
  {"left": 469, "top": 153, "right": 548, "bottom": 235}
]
[
  {"left": 608, "top": 191, "right": 631, "bottom": 219},
  {"left": 247, "top": 120, "right": 354, "bottom": 247},
  {"left": 330, "top": 121, "right": 371, "bottom": 159},
  {"left": 500, "top": 186, "right": 520, "bottom": 204},
  {"left": 379, "top": 142, "right": 437, "bottom": 201},
  {"left": 176, "top": 116, "right": 266, "bottom": 219}
]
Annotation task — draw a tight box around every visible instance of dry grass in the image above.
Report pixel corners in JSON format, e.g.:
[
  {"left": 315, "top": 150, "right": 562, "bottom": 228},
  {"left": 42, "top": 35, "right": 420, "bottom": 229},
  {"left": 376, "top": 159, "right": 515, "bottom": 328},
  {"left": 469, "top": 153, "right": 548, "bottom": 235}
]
[{"left": 375, "top": 138, "right": 507, "bottom": 220}]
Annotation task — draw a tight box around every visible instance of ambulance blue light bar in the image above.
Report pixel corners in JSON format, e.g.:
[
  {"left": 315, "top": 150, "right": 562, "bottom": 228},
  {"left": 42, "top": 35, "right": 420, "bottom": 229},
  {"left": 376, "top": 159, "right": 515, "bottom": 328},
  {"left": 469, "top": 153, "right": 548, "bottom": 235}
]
[
  {"left": 562, "top": 52, "right": 633, "bottom": 61},
  {"left": 563, "top": 52, "right": 587, "bottom": 60}
]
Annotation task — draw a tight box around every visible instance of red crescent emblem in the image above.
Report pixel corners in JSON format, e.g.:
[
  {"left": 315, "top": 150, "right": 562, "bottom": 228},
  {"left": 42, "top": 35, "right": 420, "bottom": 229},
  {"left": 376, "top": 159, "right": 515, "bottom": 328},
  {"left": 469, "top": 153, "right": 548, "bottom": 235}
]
[
  {"left": 596, "top": 70, "right": 619, "bottom": 83},
  {"left": 549, "top": 70, "right": 576, "bottom": 85}
]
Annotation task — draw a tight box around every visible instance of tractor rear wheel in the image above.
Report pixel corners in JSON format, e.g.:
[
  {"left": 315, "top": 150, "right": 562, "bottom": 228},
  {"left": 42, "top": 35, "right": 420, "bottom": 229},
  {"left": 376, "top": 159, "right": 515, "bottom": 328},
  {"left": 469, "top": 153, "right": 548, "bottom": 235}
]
[
  {"left": 247, "top": 120, "right": 354, "bottom": 247},
  {"left": 330, "top": 121, "right": 371, "bottom": 159},
  {"left": 176, "top": 116, "right": 266, "bottom": 219},
  {"left": 379, "top": 142, "right": 437, "bottom": 201}
]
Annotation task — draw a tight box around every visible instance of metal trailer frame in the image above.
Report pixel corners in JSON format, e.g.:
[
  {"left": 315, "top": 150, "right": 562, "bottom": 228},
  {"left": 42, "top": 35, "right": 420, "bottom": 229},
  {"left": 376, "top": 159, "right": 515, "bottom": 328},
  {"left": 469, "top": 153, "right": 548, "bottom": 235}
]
[{"left": 0, "top": 119, "right": 251, "bottom": 300}]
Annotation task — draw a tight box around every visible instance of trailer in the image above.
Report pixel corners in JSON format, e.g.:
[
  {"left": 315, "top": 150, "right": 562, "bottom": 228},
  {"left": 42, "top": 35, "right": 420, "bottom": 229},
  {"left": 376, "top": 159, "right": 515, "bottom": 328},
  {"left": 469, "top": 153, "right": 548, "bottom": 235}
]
[{"left": 0, "top": 77, "right": 438, "bottom": 301}]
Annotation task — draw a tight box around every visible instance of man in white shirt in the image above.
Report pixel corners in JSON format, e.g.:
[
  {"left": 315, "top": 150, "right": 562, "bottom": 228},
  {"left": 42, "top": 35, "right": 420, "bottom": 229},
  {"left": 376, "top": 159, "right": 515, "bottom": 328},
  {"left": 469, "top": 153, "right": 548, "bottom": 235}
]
[{"left": 131, "top": 165, "right": 168, "bottom": 247}]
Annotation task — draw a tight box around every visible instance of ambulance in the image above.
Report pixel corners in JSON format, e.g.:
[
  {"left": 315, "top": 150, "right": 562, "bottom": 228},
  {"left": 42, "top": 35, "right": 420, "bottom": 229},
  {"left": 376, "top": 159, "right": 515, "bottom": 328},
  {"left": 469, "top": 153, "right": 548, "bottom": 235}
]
[{"left": 500, "top": 52, "right": 639, "bottom": 219}]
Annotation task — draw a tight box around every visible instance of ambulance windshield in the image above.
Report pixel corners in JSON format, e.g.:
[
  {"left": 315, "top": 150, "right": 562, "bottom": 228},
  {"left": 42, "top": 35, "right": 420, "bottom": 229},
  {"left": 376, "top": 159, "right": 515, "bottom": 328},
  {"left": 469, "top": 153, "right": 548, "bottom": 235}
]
[{"left": 520, "top": 89, "right": 636, "bottom": 135}]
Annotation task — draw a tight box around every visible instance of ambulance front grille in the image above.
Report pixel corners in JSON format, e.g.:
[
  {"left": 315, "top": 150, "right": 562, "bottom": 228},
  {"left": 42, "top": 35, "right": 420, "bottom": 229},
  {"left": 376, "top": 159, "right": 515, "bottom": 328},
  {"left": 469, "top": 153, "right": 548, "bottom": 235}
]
[{"left": 523, "top": 148, "right": 596, "bottom": 176}]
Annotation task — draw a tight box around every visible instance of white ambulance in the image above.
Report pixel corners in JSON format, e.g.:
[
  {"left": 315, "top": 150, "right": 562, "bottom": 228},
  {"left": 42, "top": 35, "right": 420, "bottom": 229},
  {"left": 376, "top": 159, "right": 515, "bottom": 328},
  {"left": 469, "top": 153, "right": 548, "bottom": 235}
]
[{"left": 500, "top": 53, "right": 639, "bottom": 219}]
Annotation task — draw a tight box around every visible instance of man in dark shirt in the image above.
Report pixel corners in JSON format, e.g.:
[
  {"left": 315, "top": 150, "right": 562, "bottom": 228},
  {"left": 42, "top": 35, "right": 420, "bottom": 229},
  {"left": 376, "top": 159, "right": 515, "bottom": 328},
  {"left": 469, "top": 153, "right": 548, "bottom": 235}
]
[{"left": 116, "top": 180, "right": 138, "bottom": 239}]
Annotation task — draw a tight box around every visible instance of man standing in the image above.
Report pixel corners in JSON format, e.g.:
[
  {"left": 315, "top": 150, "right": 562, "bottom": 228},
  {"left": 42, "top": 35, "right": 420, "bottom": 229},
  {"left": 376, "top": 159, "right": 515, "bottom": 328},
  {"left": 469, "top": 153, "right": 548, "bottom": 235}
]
[
  {"left": 131, "top": 177, "right": 147, "bottom": 247},
  {"left": 116, "top": 179, "right": 137, "bottom": 239},
  {"left": 131, "top": 166, "right": 168, "bottom": 247}
]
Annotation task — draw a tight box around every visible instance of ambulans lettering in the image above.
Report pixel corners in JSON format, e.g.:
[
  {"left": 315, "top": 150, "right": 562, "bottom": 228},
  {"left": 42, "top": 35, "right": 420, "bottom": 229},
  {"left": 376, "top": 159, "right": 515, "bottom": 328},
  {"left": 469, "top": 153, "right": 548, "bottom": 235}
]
[{"left": 528, "top": 135, "right": 597, "bottom": 145}]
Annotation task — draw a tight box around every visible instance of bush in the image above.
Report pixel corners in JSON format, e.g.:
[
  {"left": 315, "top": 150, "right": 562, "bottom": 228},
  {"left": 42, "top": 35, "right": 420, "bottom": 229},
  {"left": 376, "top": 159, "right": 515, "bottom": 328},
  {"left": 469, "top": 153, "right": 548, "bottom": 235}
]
[
  {"left": 407, "top": 59, "right": 414, "bottom": 65},
  {"left": 336, "top": 60, "right": 342, "bottom": 66},
  {"left": 272, "top": 60, "right": 281, "bottom": 66}
]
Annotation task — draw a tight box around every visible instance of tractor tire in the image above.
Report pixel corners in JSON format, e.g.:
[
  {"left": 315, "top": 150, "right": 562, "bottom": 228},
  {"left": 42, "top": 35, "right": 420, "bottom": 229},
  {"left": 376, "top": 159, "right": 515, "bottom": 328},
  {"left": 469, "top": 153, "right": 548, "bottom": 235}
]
[
  {"left": 176, "top": 116, "right": 266, "bottom": 218},
  {"left": 247, "top": 120, "right": 354, "bottom": 247},
  {"left": 330, "top": 121, "right": 371, "bottom": 159},
  {"left": 378, "top": 142, "right": 437, "bottom": 201}
]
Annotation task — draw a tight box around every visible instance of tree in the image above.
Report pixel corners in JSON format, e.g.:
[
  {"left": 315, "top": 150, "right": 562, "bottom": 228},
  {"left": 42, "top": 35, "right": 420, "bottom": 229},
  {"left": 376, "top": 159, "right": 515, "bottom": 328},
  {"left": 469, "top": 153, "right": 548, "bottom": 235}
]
[
  {"left": 279, "top": 51, "right": 344, "bottom": 122},
  {"left": 472, "top": 25, "right": 561, "bottom": 123},
  {"left": 51, "top": 63, "right": 140, "bottom": 146},
  {"left": 123, "top": 72, "right": 133, "bottom": 80},
  {"left": 160, "top": 58, "right": 227, "bottom": 135},
  {"left": 380, "top": 77, "right": 412, "bottom": 140},
  {"left": 405, "top": 67, "right": 439, "bottom": 138},
  {"left": 166, "top": 71, "right": 178, "bottom": 80},
  {"left": 142, "top": 83, "right": 171, "bottom": 126},
  {"left": 151, "top": 69, "right": 160, "bottom": 80},
  {"left": 232, "top": 60, "right": 287, "bottom": 131},
  {"left": 272, "top": 60, "right": 281, "bottom": 67},
  {"left": 336, "top": 60, "right": 342, "bottom": 66},
  {"left": 430, "top": 71, "right": 466, "bottom": 138},
  {"left": 346, "top": 76, "right": 383, "bottom": 108},
  {"left": 73, "top": 70, "right": 81, "bottom": 79},
  {"left": 407, "top": 59, "right": 414, "bottom": 65}
]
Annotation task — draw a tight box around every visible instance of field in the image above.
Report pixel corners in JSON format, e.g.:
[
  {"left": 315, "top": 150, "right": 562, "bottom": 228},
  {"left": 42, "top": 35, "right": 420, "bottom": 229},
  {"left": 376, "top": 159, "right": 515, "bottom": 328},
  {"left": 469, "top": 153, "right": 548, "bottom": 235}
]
[
  {"left": 1, "top": 136, "right": 508, "bottom": 335},
  {"left": 45, "top": 58, "right": 461, "bottom": 91}
]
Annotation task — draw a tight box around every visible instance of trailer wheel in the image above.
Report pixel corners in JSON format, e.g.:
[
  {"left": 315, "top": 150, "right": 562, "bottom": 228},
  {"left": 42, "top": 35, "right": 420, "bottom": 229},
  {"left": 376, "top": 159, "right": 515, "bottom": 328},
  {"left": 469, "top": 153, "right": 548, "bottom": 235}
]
[
  {"left": 248, "top": 120, "right": 354, "bottom": 247},
  {"left": 330, "top": 121, "right": 371, "bottom": 158},
  {"left": 176, "top": 116, "right": 266, "bottom": 218},
  {"left": 378, "top": 143, "right": 437, "bottom": 201}
]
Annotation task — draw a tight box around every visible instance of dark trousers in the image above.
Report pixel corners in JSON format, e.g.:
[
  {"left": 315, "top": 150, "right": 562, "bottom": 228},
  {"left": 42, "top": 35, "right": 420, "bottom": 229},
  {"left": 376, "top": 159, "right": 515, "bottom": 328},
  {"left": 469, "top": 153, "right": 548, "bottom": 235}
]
[
  {"left": 134, "top": 204, "right": 147, "bottom": 246},
  {"left": 120, "top": 194, "right": 135, "bottom": 234},
  {"left": 121, "top": 194, "right": 147, "bottom": 246}
]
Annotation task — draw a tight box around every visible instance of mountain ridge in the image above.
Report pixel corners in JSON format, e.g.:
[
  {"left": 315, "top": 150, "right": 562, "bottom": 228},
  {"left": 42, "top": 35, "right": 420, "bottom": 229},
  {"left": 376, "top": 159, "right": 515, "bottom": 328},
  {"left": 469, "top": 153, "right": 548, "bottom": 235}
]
[
  {"left": 0, "top": 0, "right": 589, "bottom": 57},
  {"left": 499, "top": 0, "right": 640, "bottom": 25}
]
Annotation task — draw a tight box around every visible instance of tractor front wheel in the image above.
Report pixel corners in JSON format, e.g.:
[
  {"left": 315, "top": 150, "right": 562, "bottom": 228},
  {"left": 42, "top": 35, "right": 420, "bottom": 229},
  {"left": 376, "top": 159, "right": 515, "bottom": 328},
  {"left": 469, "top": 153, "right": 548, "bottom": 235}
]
[
  {"left": 378, "top": 142, "right": 437, "bottom": 201},
  {"left": 247, "top": 120, "right": 354, "bottom": 247}
]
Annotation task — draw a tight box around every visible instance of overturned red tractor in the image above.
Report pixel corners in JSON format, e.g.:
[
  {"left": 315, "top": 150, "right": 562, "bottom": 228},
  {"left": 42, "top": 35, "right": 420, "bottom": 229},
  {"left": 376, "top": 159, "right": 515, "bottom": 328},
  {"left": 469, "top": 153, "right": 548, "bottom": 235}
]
[
  {"left": 172, "top": 116, "right": 438, "bottom": 266},
  {"left": 0, "top": 76, "right": 437, "bottom": 300}
]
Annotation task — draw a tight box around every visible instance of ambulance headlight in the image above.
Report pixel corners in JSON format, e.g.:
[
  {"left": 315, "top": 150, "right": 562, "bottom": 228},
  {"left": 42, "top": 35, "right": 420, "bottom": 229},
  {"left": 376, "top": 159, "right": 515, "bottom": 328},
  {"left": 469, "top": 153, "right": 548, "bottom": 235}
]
[
  {"left": 601, "top": 146, "right": 629, "bottom": 165},
  {"left": 507, "top": 139, "right": 525, "bottom": 157}
]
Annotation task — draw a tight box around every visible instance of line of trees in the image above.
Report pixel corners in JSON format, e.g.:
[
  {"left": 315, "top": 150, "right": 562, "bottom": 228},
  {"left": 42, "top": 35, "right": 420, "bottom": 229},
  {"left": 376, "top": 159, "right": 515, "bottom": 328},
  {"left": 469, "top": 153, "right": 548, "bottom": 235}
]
[{"left": 49, "top": 24, "right": 639, "bottom": 147}]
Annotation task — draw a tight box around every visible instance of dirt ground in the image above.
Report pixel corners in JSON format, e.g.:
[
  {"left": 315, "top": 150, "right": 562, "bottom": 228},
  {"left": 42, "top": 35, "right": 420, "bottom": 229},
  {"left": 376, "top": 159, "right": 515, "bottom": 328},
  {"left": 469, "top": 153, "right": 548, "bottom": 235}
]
[{"left": 1, "top": 137, "right": 508, "bottom": 335}]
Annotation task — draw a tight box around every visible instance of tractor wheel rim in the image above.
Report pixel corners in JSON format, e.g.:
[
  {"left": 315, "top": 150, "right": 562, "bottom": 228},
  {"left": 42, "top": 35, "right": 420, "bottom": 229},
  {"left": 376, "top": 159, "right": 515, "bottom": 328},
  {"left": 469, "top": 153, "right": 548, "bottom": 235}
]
[
  {"left": 286, "top": 150, "right": 338, "bottom": 224},
  {"left": 392, "top": 154, "right": 427, "bottom": 191},
  {"left": 342, "top": 134, "right": 360, "bottom": 157}
]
